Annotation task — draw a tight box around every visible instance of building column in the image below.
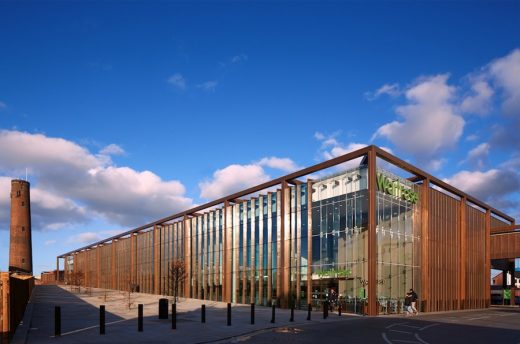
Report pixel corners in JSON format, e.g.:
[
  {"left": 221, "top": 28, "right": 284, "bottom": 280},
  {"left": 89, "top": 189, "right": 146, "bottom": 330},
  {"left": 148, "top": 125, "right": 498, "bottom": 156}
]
[
  {"left": 1, "top": 272, "right": 10, "bottom": 341},
  {"left": 130, "top": 234, "right": 137, "bottom": 287},
  {"left": 241, "top": 204, "right": 247, "bottom": 304},
  {"left": 459, "top": 197, "right": 467, "bottom": 309},
  {"left": 275, "top": 190, "right": 282, "bottom": 306},
  {"left": 307, "top": 180, "right": 313, "bottom": 306},
  {"left": 233, "top": 203, "right": 240, "bottom": 303},
  {"left": 183, "top": 217, "right": 191, "bottom": 298},
  {"left": 367, "top": 148, "right": 377, "bottom": 316},
  {"left": 56, "top": 257, "right": 60, "bottom": 282},
  {"left": 267, "top": 193, "right": 272, "bottom": 304},
  {"left": 153, "top": 226, "right": 161, "bottom": 295},
  {"left": 97, "top": 247, "right": 101, "bottom": 288},
  {"left": 420, "top": 178, "right": 430, "bottom": 312},
  {"left": 258, "top": 197, "right": 264, "bottom": 305},
  {"left": 208, "top": 213, "right": 213, "bottom": 301},
  {"left": 295, "top": 184, "right": 301, "bottom": 307},
  {"left": 223, "top": 202, "right": 232, "bottom": 303},
  {"left": 196, "top": 217, "right": 202, "bottom": 300},
  {"left": 485, "top": 210, "right": 491, "bottom": 307},
  {"left": 215, "top": 210, "right": 221, "bottom": 301},
  {"left": 85, "top": 250, "right": 90, "bottom": 287},
  {"left": 250, "top": 199, "right": 256, "bottom": 305},
  {"left": 281, "top": 181, "right": 291, "bottom": 308},
  {"left": 111, "top": 242, "right": 117, "bottom": 290}
]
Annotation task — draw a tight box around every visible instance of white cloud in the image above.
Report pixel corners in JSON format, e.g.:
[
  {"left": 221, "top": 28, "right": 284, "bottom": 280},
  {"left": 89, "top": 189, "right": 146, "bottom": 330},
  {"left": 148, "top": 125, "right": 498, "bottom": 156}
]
[
  {"left": 464, "top": 142, "right": 490, "bottom": 169},
  {"left": 67, "top": 232, "right": 101, "bottom": 245},
  {"left": 231, "top": 54, "right": 248, "bottom": 64},
  {"left": 372, "top": 74, "right": 464, "bottom": 170},
  {"left": 446, "top": 168, "right": 520, "bottom": 208},
  {"left": 256, "top": 157, "right": 302, "bottom": 173},
  {"left": 314, "top": 132, "right": 325, "bottom": 140},
  {"left": 44, "top": 240, "right": 56, "bottom": 246},
  {"left": 314, "top": 133, "right": 386, "bottom": 171},
  {"left": 466, "top": 134, "right": 479, "bottom": 142},
  {"left": 199, "top": 164, "right": 269, "bottom": 199},
  {"left": 314, "top": 131, "right": 342, "bottom": 148},
  {"left": 167, "top": 73, "right": 187, "bottom": 90},
  {"left": 365, "top": 83, "right": 400, "bottom": 101},
  {"left": 199, "top": 154, "right": 304, "bottom": 200},
  {"left": 197, "top": 81, "right": 218, "bottom": 92},
  {"left": 460, "top": 80, "right": 494, "bottom": 115},
  {"left": 99, "top": 144, "right": 125, "bottom": 156},
  {"left": 488, "top": 48, "right": 520, "bottom": 117},
  {"left": 0, "top": 130, "right": 193, "bottom": 230}
]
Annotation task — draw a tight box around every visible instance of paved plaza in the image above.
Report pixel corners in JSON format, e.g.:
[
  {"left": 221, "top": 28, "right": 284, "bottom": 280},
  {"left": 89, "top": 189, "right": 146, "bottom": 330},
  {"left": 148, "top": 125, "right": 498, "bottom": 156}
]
[
  {"left": 15, "top": 285, "right": 355, "bottom": 343},
  {"left": 13, "top": 285, "right": 520, "bottom": 343}
]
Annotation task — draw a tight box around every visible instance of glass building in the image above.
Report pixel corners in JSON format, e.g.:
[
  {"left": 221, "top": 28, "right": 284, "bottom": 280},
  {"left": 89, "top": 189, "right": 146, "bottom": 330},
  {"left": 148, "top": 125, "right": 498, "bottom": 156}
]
[{"left": 57, "top": 145, "right": 514, "bottom": 316}]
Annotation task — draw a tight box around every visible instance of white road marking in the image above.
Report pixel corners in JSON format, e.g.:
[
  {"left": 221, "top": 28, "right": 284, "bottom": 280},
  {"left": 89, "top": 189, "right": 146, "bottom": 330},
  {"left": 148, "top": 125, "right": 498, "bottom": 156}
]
[
  {"left": 390, "top": 329, "right": 413, "bottom": 334},
  {"left": 58, "top": 318, "right": 129, "bottom": 336},
  {"left": 382, "top": 332, "right": 394, "bottom": 344},
  {"left": 466, "top": 316, "right": 490, "bottom": 321},
  {"left": 386, "top": 322, "right": 409, "bottom": 329},
  {"left": 419, "top": 323, "right": 439, "bottom": 331},
  {"left": 414, "top": 333, "right": 430, "bottom": 344},
  {"left": 399, "top": 324, "right": 422, "bottom": 329}
]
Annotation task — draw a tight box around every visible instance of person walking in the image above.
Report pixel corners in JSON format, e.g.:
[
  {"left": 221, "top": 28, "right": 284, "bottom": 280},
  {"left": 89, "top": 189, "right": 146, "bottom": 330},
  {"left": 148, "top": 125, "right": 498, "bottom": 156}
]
[
  {"left": 410, "top": 288, "right": 419, "bottom": 315},
  {"left": 403, "top": 292, "right": 412, "bottom": 316}
]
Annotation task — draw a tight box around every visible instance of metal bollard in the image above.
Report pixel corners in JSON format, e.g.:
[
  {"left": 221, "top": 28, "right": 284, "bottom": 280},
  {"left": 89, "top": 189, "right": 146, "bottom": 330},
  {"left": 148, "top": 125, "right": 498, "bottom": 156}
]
[
  {"left": 201, "top": 304, "right": 206, "bottom": 323},
  {"left": 307, "top": 303, "right": 311, "bottom": 321},
  {"left": 338, "top": 303, "right": 342, "bottom": 317},
  {"left": 54, "top": 306, "right": 61, "bottom": 337},
  {"left": 172, "top": 303, "right": 177, "bottom": 330},
  {"left": 250, "top": 303, "right": 255, "bottom": 325},
  {"left": 323, "top": 302, "right": 328, "bottom": 319},
  {"left": 271, "top": 304, "right": 275, "bottom": 323},
  {"left": 138, "top": 304, "right": 143, "bottom": 332},
  {"left": 158, "top": 298, "right": 168, "bottom": 319},
  {"left": 290, "top": 305, "right": 294, "bottom": 322},
  {"left": 227, "top": 303, "right": 231, "bottom": 326},
  {"left": 100, "top": 305, "right": 105, "bottom": 335}
]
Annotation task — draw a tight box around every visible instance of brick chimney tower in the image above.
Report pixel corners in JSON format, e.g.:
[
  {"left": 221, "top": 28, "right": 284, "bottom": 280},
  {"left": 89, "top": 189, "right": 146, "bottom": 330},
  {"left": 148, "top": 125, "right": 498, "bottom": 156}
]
[{"left": 9, "top": 179, "right": 32, "bottom": 274}]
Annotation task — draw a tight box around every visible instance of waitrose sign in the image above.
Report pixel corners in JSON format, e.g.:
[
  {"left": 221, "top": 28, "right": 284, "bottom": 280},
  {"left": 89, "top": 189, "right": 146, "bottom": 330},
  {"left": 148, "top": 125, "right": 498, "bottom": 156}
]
[{"left": 377, "top": 173, "right": 419, "bottom": 204}]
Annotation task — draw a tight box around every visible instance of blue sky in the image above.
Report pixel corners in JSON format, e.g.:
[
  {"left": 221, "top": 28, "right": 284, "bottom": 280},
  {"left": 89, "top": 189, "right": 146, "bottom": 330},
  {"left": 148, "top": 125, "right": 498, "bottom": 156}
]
[{"left": 0, "top": 1, "right": 519, "bottom": 275}]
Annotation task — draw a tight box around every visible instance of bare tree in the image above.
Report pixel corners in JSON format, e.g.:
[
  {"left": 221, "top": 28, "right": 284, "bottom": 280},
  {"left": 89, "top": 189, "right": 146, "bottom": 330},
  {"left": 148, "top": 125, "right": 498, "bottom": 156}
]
[
  {"left": 168, "top": 259, "right": 186, "bottom": 303},
  {"left": 127, "top": 279, "right": 135, "bottom": 310},
  {"left": 67, "top": 271, "right": 84, "bottom": 293}
]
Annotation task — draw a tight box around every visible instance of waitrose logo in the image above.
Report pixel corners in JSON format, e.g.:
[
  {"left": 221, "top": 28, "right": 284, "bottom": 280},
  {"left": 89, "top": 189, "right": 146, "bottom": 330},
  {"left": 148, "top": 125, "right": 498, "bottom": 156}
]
[{"left": 377, "top": 173, "right": 419, "bottom": 204}]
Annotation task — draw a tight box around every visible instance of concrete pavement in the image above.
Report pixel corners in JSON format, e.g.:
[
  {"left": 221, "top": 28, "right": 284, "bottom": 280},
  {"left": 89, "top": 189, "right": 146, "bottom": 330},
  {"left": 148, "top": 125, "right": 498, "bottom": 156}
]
[{"left": 19, "top": 285, "right": 357, "bottom": 343}]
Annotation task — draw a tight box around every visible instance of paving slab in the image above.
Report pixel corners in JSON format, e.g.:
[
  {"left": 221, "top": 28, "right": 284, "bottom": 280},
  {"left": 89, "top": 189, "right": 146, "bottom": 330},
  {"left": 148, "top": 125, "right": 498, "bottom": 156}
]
[{"left": 22, "top": 285, "right": 358, "bottom": 343}]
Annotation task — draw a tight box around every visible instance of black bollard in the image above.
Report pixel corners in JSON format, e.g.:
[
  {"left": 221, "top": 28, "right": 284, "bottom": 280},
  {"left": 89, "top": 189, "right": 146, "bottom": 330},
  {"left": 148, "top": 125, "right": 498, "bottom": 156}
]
[
  {"left": 323, "top": 302, "right": 328, "bottom": 319},
  {"left": 271, "top": 304, "right": 275, "bottom": 323},
  {"left": 54, "top": 306, "right": 61, "bottom": 337},
  {"left": 338, "top": 303, "right": 342, "bottom": 317},
  {"left": 201, "top": 304, "right": 206, "bottom": 323},
  {"left": 250, "top": 303, "right": 255, "bottom": 325},
  {"left": 138, "top": 304, "right": 143, "bottom": 332},
  {"left": 158, "top": 298, "right": 168, "bottom": 319},
  {"left": 172, "top": 303, "right": 177, "bottom": 330},
  {"left": 290, "top": 305, "right": 294, "bottom": 322},
  {"left": 100, "top": 305, "right": 106, "bottom": 335},
  {"left": 227, "top": 303, "right": 231, "bottom": 326},
  {"left": 307, "top": 303, "right": 311, "bottom": 321}
]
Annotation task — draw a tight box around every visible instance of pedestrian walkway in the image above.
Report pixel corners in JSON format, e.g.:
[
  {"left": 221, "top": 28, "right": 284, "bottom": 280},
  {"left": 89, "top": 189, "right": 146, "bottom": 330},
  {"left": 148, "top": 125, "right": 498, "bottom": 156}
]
[{"left": 19, "top": 285, "right": 358, "bottom": 343}]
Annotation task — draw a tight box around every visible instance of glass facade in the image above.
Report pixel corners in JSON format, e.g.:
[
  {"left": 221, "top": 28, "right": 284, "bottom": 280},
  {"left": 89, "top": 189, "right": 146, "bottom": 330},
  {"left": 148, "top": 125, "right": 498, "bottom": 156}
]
[
  {"left": 310, "top": 168, "right": 369, "bottom": 314},
  {"left": 376, "top": 170, "right": 421, "bottom": 314},
  {"left": 64, "top": 166, "right": 421, "bottom": 315}
]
